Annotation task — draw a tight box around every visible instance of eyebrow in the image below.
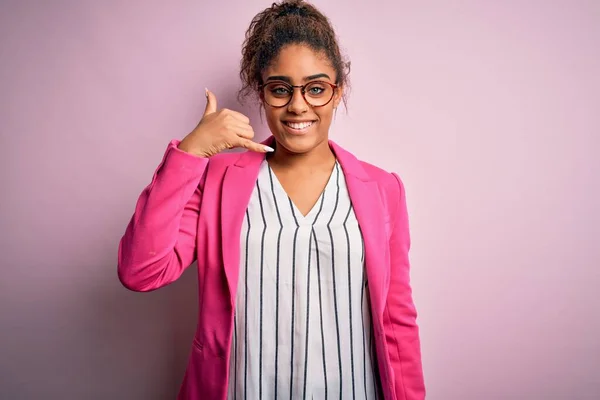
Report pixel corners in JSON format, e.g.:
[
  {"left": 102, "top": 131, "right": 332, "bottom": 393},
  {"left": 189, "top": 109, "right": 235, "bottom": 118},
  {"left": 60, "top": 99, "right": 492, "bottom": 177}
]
[{"left": 265, "top": 73, "right": 331, "bottom": 83}]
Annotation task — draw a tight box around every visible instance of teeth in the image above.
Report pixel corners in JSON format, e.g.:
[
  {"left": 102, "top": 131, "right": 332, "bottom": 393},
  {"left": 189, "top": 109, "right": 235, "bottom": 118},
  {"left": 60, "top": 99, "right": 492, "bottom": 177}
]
[{"left": 286, "top": 121, "right": 313, "bottom": 130}]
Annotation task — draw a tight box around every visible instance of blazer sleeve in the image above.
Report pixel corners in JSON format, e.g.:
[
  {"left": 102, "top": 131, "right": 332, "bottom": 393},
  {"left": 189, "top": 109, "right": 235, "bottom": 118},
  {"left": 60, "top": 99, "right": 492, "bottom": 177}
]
[
  {"left": 383, "top": 173, "right": 426, "bottom": 399},
  {"left": 117, "top": 140, "right": 208, "bottom": 292}
]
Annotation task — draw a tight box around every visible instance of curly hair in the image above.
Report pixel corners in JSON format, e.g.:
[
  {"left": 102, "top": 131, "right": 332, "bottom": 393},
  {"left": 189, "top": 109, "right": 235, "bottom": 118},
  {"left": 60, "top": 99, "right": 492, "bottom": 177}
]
[{"left": 238, "top": 0, "right": 350, "bottom": 107}]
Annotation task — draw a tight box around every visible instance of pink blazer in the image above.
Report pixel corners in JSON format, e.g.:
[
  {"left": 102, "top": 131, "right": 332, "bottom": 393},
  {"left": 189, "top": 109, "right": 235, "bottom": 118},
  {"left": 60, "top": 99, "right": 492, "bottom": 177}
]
[{"left": 118, "top": 137, "right": 425, "bottom": 400}]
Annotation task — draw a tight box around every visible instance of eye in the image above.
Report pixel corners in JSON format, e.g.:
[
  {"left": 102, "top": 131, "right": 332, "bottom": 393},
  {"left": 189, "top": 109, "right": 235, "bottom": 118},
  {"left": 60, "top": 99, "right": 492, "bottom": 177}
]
[
  {"left": 305, "top": 82, "right": 327, "bottom": 96},
  {"left": 267, "top": 84, "right": 292, "bottom": 98}
]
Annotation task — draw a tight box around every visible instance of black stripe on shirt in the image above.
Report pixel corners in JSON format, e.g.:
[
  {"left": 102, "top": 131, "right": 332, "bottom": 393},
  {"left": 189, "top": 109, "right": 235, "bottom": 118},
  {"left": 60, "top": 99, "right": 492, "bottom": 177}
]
[
  {"left": 256, "top": 179, "right": 267, "bottom": 399},
  {"left": 343, "top": 203, "right": 357, "bottom": 399},
  {"left": 326, "top": 163, "right": 343, "bottom": 400},
  {"left": 268, "top": 166, "right": 284, "bottom": 400},
  {"left": 288, "top": 197, "right": 299, "bottom": 400},
  {"left": 244, "top": 209, "right": 251, "bottom": 400}
]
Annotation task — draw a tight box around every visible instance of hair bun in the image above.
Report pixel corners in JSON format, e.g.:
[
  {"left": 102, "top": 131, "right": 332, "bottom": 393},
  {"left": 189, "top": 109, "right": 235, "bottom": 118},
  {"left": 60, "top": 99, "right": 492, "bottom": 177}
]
[{"left": 276, "top": 1, "right": 308, "bottom": 18}]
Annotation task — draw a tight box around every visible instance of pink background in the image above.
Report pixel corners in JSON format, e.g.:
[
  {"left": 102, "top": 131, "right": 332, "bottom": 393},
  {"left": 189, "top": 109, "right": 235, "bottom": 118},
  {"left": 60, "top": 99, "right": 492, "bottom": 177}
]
[{"left": 1, "top": 1, "right": 599, "bottom": 398}]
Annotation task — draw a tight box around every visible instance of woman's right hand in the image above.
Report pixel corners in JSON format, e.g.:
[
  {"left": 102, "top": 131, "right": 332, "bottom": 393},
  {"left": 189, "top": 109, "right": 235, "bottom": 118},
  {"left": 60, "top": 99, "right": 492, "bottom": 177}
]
[{"left": 178, "top": 89, "right": 273, "bottom": 158}]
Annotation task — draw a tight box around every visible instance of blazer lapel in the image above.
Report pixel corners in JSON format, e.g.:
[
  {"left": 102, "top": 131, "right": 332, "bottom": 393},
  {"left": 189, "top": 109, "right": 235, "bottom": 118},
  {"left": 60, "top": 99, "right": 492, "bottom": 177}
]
[
  {"left": 220, "top": 144, "right": 269, "bottom": 305},
  {"left": 331, "top": 141, "right": 389, "bottom": 317}
]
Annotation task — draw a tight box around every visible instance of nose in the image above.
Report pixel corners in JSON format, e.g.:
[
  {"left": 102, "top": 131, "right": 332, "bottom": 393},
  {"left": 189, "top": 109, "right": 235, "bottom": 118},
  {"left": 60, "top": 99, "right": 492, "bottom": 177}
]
[{"left": 287, "top": 87, "right": 309, "bottom": 114}]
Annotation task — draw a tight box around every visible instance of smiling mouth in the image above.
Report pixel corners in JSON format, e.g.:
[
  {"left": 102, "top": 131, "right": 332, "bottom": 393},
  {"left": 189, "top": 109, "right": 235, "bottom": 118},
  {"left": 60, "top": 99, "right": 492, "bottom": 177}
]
[{"left": 283, "top": 121, "right": 315, "bottom": 130}]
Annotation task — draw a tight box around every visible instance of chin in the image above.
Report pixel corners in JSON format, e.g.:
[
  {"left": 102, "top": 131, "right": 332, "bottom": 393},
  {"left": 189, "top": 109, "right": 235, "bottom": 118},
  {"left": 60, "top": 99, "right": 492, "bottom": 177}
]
[{"left": 276, "top": 132, "right": 325, "bottom": 154}]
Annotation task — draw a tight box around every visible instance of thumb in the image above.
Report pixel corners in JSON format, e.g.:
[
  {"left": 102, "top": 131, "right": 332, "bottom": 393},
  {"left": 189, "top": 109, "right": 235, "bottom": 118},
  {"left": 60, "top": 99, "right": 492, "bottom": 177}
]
[{"left": 203, "top": 88, "right": 217, "bottom": 116}]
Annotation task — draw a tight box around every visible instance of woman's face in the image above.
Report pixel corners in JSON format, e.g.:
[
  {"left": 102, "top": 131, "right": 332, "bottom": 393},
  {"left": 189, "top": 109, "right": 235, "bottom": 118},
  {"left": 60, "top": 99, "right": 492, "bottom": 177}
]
[{"left": 261, "top": 44, "right": 343, "bottom": 155}]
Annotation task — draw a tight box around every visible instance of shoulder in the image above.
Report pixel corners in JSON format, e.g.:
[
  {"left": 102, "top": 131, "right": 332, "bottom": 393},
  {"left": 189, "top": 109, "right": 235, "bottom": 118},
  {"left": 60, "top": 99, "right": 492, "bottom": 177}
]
[
  {"left": 332, "top": 140, "right": 404, "bottom": 196},
  {"left": 340, "top": 141, "right": 405, "bottom": 200},
  {"left": 358, "top": 160, "right": 400, "bottom": 189},
  {"left": 196, "top": 151, "right": 245, "bottom": 191},
  {"left": 358, "top": 158, "right": 405, "bottom": 212},
  {"left": 206, "top": 151, "right": 242, "bottom": 168},
  {"left": 202, "top": 151, "right": 251, "bottom": 176},
  {"left": 333, "top": 140, "right": 407, "bottom": 215}
]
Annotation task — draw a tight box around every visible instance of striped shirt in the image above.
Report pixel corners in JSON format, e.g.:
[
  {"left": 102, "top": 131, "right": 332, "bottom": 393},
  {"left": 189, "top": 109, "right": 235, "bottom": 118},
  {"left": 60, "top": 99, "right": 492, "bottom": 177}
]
[{"left": 227, "top": 160, "right": 382, "bottom": 400}]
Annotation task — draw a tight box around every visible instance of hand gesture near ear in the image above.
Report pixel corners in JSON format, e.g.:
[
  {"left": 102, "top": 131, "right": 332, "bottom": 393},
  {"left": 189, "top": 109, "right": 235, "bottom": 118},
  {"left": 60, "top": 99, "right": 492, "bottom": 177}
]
[{"left": 178, "top": 89, "right": 273, "bottom": 158}]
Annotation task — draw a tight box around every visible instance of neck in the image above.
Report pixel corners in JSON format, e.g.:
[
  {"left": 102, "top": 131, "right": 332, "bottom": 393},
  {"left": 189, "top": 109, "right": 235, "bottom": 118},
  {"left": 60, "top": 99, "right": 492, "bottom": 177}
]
[{"left": 268, "top": 138, "right": 335, "bottom": 171}]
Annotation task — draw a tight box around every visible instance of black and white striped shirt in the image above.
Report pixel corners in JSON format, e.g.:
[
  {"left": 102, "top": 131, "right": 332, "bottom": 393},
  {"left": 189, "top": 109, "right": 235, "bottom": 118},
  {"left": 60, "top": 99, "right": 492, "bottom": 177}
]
[{"left": 227, "top": 160, "right": 382, "bottom": 399}]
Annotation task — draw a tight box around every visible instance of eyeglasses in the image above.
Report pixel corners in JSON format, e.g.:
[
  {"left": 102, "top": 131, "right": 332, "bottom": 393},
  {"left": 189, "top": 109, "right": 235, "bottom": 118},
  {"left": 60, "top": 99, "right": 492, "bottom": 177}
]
[{"left": 259, "top": 80, "right": 338, "bottom": 108}]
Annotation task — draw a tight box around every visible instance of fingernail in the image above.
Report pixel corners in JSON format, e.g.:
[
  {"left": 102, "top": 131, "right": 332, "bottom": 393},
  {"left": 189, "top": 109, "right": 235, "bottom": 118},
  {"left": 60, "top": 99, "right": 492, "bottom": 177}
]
[
  {"left": 264, "top": 146, "right": 275, "bottom": 152},
  {"left": 205, "top": 88, "right": 209, "bottom": 98}
]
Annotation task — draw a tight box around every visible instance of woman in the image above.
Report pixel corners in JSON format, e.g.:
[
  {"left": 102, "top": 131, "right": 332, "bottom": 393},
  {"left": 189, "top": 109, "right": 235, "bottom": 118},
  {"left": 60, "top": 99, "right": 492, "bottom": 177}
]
[{"left": 118, "top": 1, "right": 425, "bottom": 399}]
